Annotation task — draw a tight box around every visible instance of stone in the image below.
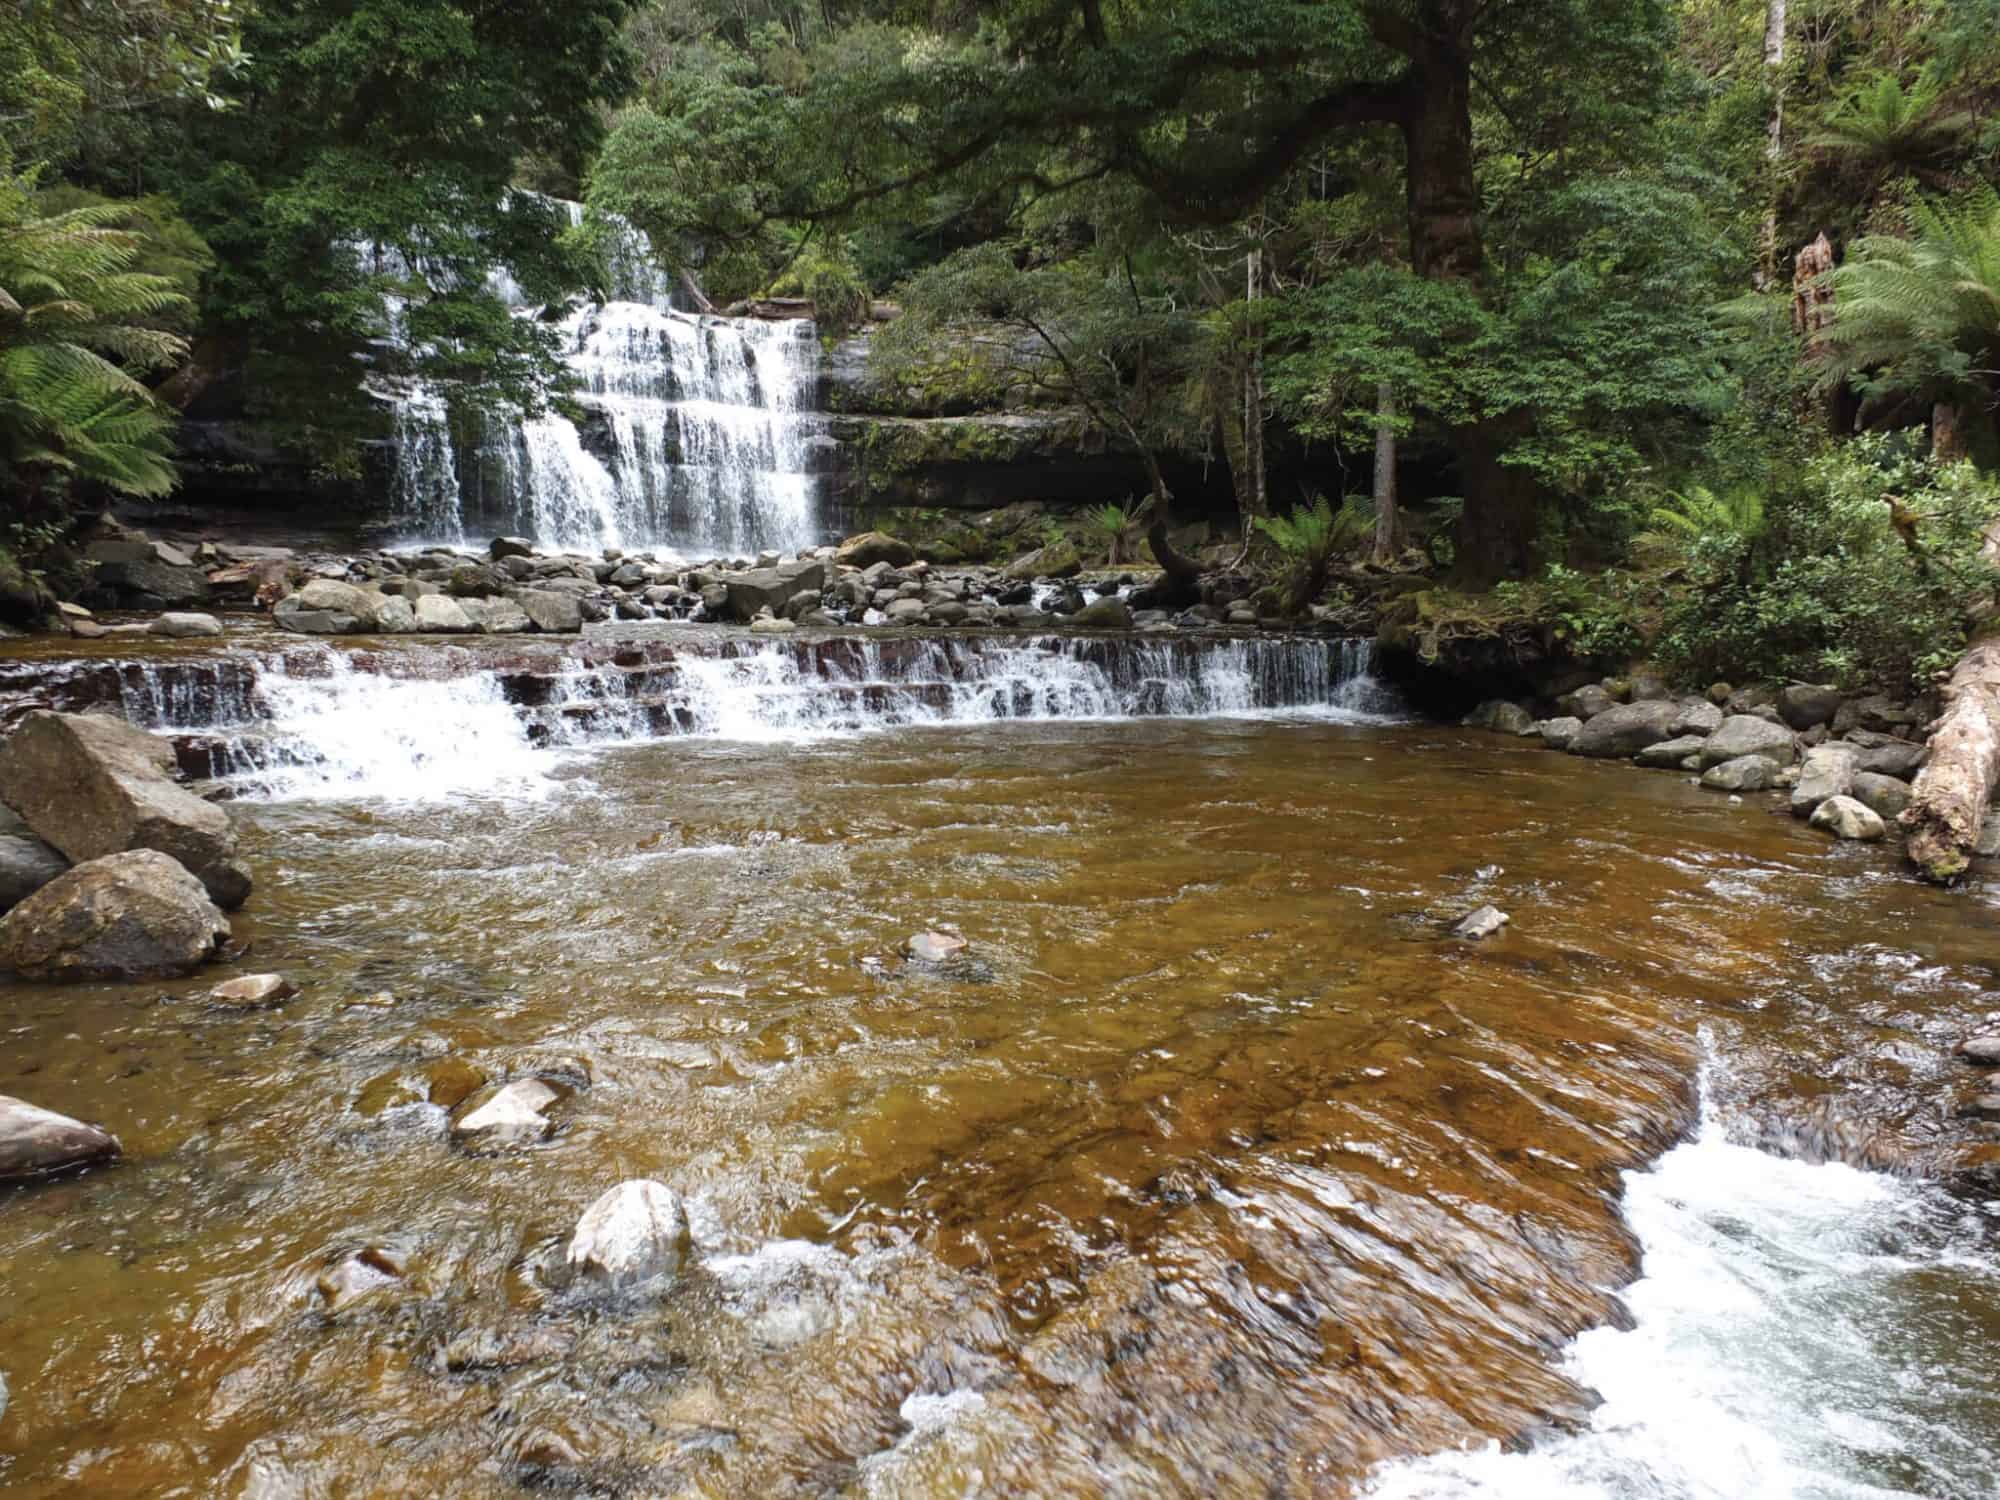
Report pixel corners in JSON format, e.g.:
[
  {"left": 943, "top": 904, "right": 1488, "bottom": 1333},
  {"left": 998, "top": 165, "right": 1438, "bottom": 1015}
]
[
  {"left": 413, "top": 594, "right": 474, "bottom": 633},
  {"left": 1957, "top": 1093, "right": 2000, "bottom": 1121},
  {"left": 1667, "top": 699, "right": 1724, "bottom": 737},
  {"left": 1698, "top": 715, "right": 1798, "bottom": 769},
  {"left": 1002, "top": 540, "right": 1081, "bottom": 582},
  {"left": 449, "top": 562, "right": 509, "bottom": 597},
  {"left": 477, "top": 598, "right": 531, "bottom": 634},
  {"left": 1706, "top": 681, "right": 1733, "bottom": 705},
  {"left": 906, "top": 930, "right": 968, "bottom": 962},
  {"left": 1701, "top": 755, "right": 1781, "bottom": 792},
  {"left": 1957, "top": 1031, "right": 2000, "bottom": 1065},
  {"left": 1463, "top": 700, "right": 1536, "bottom": 735},
  {"left": 149, "top": 612, "right": 224, "bottom": 638},
  {"left": 0, "top": 850, "right": 229, "bottom": 980},
  {"left": 517, "top": 590, "right": 584, "bottom": 633},
  {"left": 1831, "top": 693, "right": 1916, "bottom": 737},
  {"left": 295, "top": 580, "right": 385, "bottom": 626},
  {"left": 723, "top": 561, "right": 827, "bottom": 623},
  {"left": 451, "top": 1079, "right": 558, "bottom": 1150},
  {"left": 1789, "top": 744, "right": 1858, "bottom": 818},
  {"left": 490, "top": 536, "right": 535, "bottom": 561},
  {"left": 1068, "top": 596, "right": 1134, "bottom": 630},
  {"left": 0, "top": 833, "right": 67, "bottom": 913},
  {"left": 1569, "top": 700, "right": 1682, "bottom": 758},
  {"left": 1555, "top": 684, "right": 1615, "bottom": 720},
  {"left": 1850, "top": 739, "right": 1927, "bottom": 780},
  {"left": 884, "top": 598, "right": 928, "bottom": 623},
  {"left": 317, "top": 1254, "right": 399, "bottom": 1310},
  {"left": 1725, "top": 683, "right": 1779, "bottom": 715},
  {"left": 748, "top": 616, "right": 797, "bottom": 634},
  {"left": 1628, "top": 672, "right": 1673, "bottom": 702},
  {"left": 374, "top": 596, "right": 416, "bottom": 633},
  {"left": 835, "top": 531, "right": 917, "bottom": 569},
  {"left": 209, "top": 972, "right": 298, "bottom": 1008},
  {"left": 565, "top": 1179, "right": 689, "bottom": 1290},
  {"left": 781, "top": 588, "right": 821, "bottom": 621},
  {"left": 1539, "top": 716, "right": 1584, "bottom": 752},
  {"left": 1848, "top": 771, "right": 1912, "bottom": 822},
  {"left": 1810, "top": 794, "right": 1887, "bottom": 841},
  {"left": 84, "top": 538, "right": 210, "bottom": 606},
  {"left": 1452, "top": 905, "right": 1509, "bottom": 940},
  {"left": 1778, "top": 683, "right": 1844, "bottom": 730},
  {"left": 0, "top": 710, "right": 250, "bottom": 908},
  {"left": 0, "top": 1093, "right": 120, "bottom": 1180},
  {"left": 1635, "top": 735, "right": 1708, "bottom": 769},
  {"left": 425, "top": 1058, "right": 487, "bottom": 1109}
]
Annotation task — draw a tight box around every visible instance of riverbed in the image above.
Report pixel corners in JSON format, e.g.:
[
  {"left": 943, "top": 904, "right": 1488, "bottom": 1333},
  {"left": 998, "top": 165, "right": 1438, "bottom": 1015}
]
[{"left": 2, "top": 655, "right": 1997, "bottom": 1496}]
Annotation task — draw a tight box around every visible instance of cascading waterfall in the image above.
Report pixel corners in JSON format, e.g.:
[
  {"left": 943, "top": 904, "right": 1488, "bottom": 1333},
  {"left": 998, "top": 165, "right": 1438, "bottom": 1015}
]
[
  {"left": 109, "top": 637, "right": 1400, "bottom": 800},
  {"left": 378, "top": 200, "right": 822, "bottom": 556}
]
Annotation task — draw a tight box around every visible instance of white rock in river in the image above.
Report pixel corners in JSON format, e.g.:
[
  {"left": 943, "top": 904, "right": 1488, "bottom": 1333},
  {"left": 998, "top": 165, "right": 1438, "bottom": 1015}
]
[
  {"left": 208, "top": 972, "right": 298, "bottom": 1008},
  {"left": 451, "top": 1079, "right": 558, "bottom": 1149},
  {"left": 0, "top": 1093, "right": 121, "bottom": 1180},
  {"left": 566, "top": 1179, "right": 688, "bottom": 1290},
  {"left": 905, "top": 931, "right": 967, "bottom": 963},
  {"left": 1453, "top": 905, "right": 1509, "bottom": 940},
  {"left": 1809, "top": 794, "right": 1886, "bottom": 842}
]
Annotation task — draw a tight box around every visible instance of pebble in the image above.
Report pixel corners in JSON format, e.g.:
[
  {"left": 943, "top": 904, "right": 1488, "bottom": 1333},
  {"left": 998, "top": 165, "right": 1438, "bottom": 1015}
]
[
  {"left": 208, "top": 973, "right": 298, "bottom": 1008},
  {"left": 451, "top": 1079, "right": 558, "bottom": 1150}
]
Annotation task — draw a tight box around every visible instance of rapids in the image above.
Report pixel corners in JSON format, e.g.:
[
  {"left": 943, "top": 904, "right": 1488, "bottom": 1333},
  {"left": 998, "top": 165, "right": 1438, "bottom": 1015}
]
[{"left": 1, "top": 632, "right": 1997, "bottom": 1497}]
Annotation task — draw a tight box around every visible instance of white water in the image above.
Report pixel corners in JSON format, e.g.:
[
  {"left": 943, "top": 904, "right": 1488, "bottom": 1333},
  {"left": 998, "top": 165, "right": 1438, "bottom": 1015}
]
[{"left": 1365, "top": 1093, "right": 2000, "bottom": 1500}]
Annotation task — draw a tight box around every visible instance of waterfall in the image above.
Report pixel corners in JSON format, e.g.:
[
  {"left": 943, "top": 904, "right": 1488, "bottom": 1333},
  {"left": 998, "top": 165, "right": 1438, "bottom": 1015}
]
[
  {"left": 101, "top": 637, "right": 1401, "bottom": 801},
  {"left": 378, "top": 202, "right": 822, "bottom": 557}
]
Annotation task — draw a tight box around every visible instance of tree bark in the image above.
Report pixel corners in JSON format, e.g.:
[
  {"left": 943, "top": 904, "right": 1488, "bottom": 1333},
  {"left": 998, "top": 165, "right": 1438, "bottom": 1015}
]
[
  {"left": 1448, "top": 416, "right": 1540, "bottom": 586},
  {"left": 1758, "top": 0, "right": 1787, "bottom": 287},
  {"left": 1400, "top": 38, "right": 1482, "bottom": 285},
  {"left": 1244, "top": 244, "right": 1267, "bottom": 531},
  {"left": 1933, "top": 400, "right": 1969, "bottom": 463},
  {"left": 1902, "top": 632, "right": 2000, "bottom": 881},
  {"left": 1372, "top": 382, "right": 1398, "bottom": 565}
]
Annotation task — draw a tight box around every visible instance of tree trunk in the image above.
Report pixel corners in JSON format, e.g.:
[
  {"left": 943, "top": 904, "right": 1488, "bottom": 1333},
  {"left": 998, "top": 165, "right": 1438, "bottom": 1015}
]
[
  {"left": 1401, "top": 41, "right": 1482, "bottom": 285},
  {"left": 1447, "top": 416, "right": 1539, "bottom": 586},
  {"left": 1902, "top": 632, "right": 2000, "bottom": 882},
  {"left": 1758, "top": 0, "right": 1787, "bottom": 287},
  {"left": 1244, "top": 244, "right": 1267, "bottom": 530},
  {"left": 1934, "top": 400, "right": 1969, "bottom": 463},
  {"left": 1372, "top": 382, "right": 1398, "bottom": 565}
]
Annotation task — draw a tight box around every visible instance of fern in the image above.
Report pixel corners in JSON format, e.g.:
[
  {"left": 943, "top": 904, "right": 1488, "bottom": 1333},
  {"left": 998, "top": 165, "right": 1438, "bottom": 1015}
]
[
  {"left": 1254, "top": 494, "right": 1367, "bottom": 614},
  {"left": 1812, "top": 71, "right": 1973, "bottom": 171},
  {"left": 1636, "top": 484, "right": 1766, "bottom": 548}
]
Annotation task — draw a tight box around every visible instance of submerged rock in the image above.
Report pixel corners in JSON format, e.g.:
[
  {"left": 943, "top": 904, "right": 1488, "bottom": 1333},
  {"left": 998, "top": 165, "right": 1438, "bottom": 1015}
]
[
  {"left": 1452, "top": 905, "right": 1509, "bottom": 940},
  {"left": 316, "top": 1253, "right": 401, "bottom": 1310},
  {"left": 1635, "top": 735, "right": 1708, "bottom": 769},
  {"left": 208, "top": 972, "right": 298, "bottom": 1008},
  {"left": 0, "top": 710, "right": 250, "bottom": 908},
  {"left": 566, "top": 1179, "right": 689, "bottom": 1290},
  {"left": 905, "top": 930, "right": 968, "bottom": 963},
  {"left": 451, "top": 1079, "right": 558, "bottom": 1150},
  {"left": 0, "top": 850, "right": 229, "bottom": 980},
  {"left": 1810, "top": 794, "right": 1887, "bottom": 842},
  {"left": 1462, "top": 700, "right": 1535, "bottom": 735},
  {"left": 0, "top": 1093, "right": 121, "bottom": 1180}
]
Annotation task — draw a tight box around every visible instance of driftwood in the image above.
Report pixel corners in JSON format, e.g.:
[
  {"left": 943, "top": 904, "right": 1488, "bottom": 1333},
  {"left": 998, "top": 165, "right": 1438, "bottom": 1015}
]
[
  {"left": 1901, "top": 633, "right": 2000, "bottom": 881},
  {"left": 1791, "top": 232, "right": 1835, "bottom": 345}
]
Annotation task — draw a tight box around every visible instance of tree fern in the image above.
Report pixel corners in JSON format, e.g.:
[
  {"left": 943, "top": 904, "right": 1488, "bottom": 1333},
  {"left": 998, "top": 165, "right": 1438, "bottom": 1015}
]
[{"left": 1812, "top": 71, "right": 1973, "bottom": 172}]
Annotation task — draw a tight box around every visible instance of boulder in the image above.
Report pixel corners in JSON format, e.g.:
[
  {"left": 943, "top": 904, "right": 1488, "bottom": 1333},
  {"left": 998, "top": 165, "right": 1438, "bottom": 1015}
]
[
  {"left": 1831, "top": 693, "right": 1916, "bottom": 737},
  {"left": 1850, "top": 739, "right": 1927, "bottom": 781},
  {"left": 1667, "top": 699, "right": 1724, "bottom": 737},
  {"left": 490, "top": 536, "right": 535, "bottom": 561},
  {"left": 149, "top": 612, "right": 224, "bottom": 639},
  {"left": 748, "top": 616, "right": 797, "bottom": 634},
  {"left": 1956, "top": 1031, "right": 2000, "bottom": 1065},
  {"left": 0, "top": 828, "right": 67, "bottom": 913},
  {"left": 835, "top": 531, "right": 917, "bottom": 569},
  {"left": 1789, "top": 744, "right": 1858, "bottom": 818},
  {"left": 452, "top": 1079, "right": 558, "bottom": 1150},
  {"left": 723, "top": 561, "right": 826, "bottom": 623},
  {"left": 1778, "top": 683, "right": 1843, "bottom": 731},
  {"left": 1463, "top": 700, "right": 1536, "bottom": 735},
  {"left": 1725, "top": 683, "right": 1779, "bottom": 715},
  {"left": 884, "top": 598, "right": 928, "bottom": 624},
  {"left": 1698, "top": 715, "right": 1798, "bottom": 769},
  {"left": 1636, "top": 735, "right": 1708, "bottom": 769},
  {"left": 1539, "top": 716, "right": 1584, "bottom": 752},
  {"left": 0, "top": 710, "right": 250, "bottom": 908},
  {"left": 1809, "top": 794, "right": 1886, "bottom": 842},
  {"left": 1849, "top": 771, "right": 1912, "bottom": 822},
  {"left": 1569, "top": 700, "right": 1682, "bottom": 758},
  {"left": 1701, "top": 755, "right": 1781, "bottom": 792},
  {"left": 1628, "top": 672, "right": 1673, "bottom": 702},
  {"left": 1555, "top": 684, "right": 1615, "bottom": 720},
  {"left": 0, "top": 850, "right": 229, "bottom": 979},
  {"left": 517, "top": 590, "right": 584, "bottom": 633},
  {"left": 0, "top": 1094, "right": 120, "bottom": 1180},
  {"left": 906, "top": 931, "right": 967, "bottom": 963},
  {"left": 374, "top": 596, "right": 416, "bottom": 633},
  {"left": 1452, "top": 905, "right": 1509, "bottom": 940},
  {"left": 565, "top": 1179, "right": 689, "bottom": 1290},
  {"left": 413, "top": 594, "right": 474, "bottom": 633},
  {"left": 84, "top": 538, "right": 210, "bottom": 607},
  {"left": 209, "top": 972, "right": 298, "bottom": 1008},
  {"left": 1002, "top": 540, "right": 1082, "bottom": 582},
  {"left": 477, "top": 597, "right": 531, "bottom": 634},
  {"left": 274, "top": 579, "right": 384, "bottom": 634},
  {"left": 1068, "top": 597, "right": 1134, "bottom": 631},
  {"left": 449, "top": 562, "right": 509, "bottom": 597}
]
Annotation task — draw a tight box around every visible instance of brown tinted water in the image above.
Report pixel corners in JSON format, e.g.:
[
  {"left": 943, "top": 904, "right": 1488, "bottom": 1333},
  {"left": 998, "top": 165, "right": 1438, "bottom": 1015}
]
[{"left": 3, "top": 713, "right": 1998, "bottom": 1496}]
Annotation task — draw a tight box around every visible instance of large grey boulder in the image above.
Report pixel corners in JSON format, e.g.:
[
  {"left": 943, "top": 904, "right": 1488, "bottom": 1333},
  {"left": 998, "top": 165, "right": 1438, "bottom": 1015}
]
[
  {"left": 516, "top": 590, "right": 584, "bottom": 633},
  {"left": 1667, "top": 699, "right": 1724, "bottom": 737},
  {"left": 0, "top": 850, "right": 229, "bottom": 979},
  {"left": 1068, "top": 596, "right": 1134, "bottom": 631},
  {"left": 84, "top": 538, "right": 210, "bottom": 606},
  {"left": 1698, "top": 715, "right": 1798, "bottom": 769},
  {"left": 1849, "top": 738, "right": 1927, "bottom": 781},
  {"left": 1569, "top": 700, "right": 1681, "bottom": 758},
  {"left": 835, "top": 532, "right": 917, "bottom": 569},
  {"left": 1555, "top": 683, "right": 1616, "bottom": 720},
  {"left": 0, "top": 1094, "right": 120, "bottom": 1180},
  {"left": 1810, "top": 794, "right": 1887, "bottom": 841},
  {"left": 0, "top": 824, "right": 67, "bottom": 913},
  {"left": 1789, "top": 743, "right": 1858, "bottom": 818},
  {"left": 1636, "top": 735, "right": 1708, "bottom": 769},
  {"left": 413, "top": 594, "right": 474, "bottom": 633},
  {"left": 1701, "top": 755, "right": 1782, "bottom": 792},
  {"left": 1778, "top": 683, "right": 1844, "bottom": 730},
  {"left": 722, "top": 561, "right": 827, "bottom": 623},
  {"left": 1849, "top": 771, "right": 1912, "bottom": 822},
  {"left": 0, "top": 711, "right": 249, "bottom": 908},
  {"left": 566, "top": 1179, "right": 689, "bottom": 1291},
  {"left": 273, "top": 579, "right": 384, "bottom": 634},
  {"left": 1539, "top": 716, "right": 1584, "bottom": 751}
]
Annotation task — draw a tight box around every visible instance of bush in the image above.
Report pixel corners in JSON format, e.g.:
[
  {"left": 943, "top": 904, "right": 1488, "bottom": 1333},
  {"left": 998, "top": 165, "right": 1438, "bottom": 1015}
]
[{"left": 1653, "top": 433, "right": 1999, "bottom": 694}]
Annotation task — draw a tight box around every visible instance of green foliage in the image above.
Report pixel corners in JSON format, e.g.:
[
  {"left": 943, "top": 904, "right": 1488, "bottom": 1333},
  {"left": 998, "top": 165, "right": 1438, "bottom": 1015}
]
[
  {"left": 1812, "top": 70, "right": 1974, "bottom": 173},
  {"left": 1634, "top": 482, "right": 1767, "bottom": 558},
  {"left": 766, "top": 235, "right": 870, "bottom": 330},
  {"left": 1254, "top": 493, "right": 1366, "bottom": 614},
  {"left": 0, "top": 163, "right": 201, "bottom": 504},
  {"left": 1654, "top": 434, "right": 2000, "bottom": 693},
  {"left": 1081, "top": 503, "right": 1133, "bottom": 563}
]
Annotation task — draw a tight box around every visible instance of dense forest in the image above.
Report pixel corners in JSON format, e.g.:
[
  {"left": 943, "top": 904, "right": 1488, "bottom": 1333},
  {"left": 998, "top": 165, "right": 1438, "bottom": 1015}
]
[{"left": 4, "top": 0, "right": 1999, "bottom": 692}]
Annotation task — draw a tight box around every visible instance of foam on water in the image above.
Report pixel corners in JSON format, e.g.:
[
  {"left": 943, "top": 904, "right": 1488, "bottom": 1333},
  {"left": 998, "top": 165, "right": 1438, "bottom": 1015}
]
[{"left": 1364, "top": 1095, "right": 2000, "bottom": 1500}]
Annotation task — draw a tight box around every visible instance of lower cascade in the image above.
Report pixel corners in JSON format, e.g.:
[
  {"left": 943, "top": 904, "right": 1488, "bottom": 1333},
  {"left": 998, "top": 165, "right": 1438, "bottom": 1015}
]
[{"left": 82, "top": 635, "right": 1397, "bottom": 800}]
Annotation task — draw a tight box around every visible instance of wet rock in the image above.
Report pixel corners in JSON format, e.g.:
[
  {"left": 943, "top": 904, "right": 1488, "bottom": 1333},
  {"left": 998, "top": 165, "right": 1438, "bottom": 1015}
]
[
  {"left": 884, "top": 598, "right": 928, "bottom": 624},
  {"left": 274, "top": 579, "right": 384, "bottom": 633},
  {"left": 1667, "top": 699, "right": 1724, "bottom": 737},
  {"left": 836, "top": 532, "right": 917, "bottom": 569},
  {"left": 0, "top": 830, "right": 67, "bottom": 913},
  {"left": 516, "top": 590, "right": 583, "bottom": 633},
  {"left": 1555, "top": 683, "right": 1615, "bottom": 720},
  {"left": 424, "top": 1057, "right": 487, "bottom": 1109},
  {"left": 1848, "top": 771, "right": 1911, "bottom": 823},
  {"left": 1067, "top": 596, "right": 1134, "bottom": 630},
  {"left": 84, "top": 537, "right": 210, "bottom": 606},
  {"left": 149, "top": 612, "right": 224, "bottom": 638},
  {"left": 0, "top": 850, "right": 229, "bottom": 980},
  {"left": 0, "top": 710, "right": 250, "bottom": 908},
  {"left": 1789, "top": 744, "right": 1858, "bottom": 818},
  {"left": 1701, "top": 755, "right": 1781, "bottom": 792},
  {"left": 316, "top": 1253, "right": 400, "bottom": 1310},
  {"left": 1002, "top": 540, "right": 1081, "bottom": 582},
  {"left": 439, "top": 1324, "right": 575, "bottom": 1372},
  {"left": 1635, "top": 735, "right": 1707, "bottom": 769},
  {"left": 1777, "top": 683, "right": 1843, "bottom": 730},
  {"left": 1809, "top": 794, "right": 1886, "bottom": 841},
  {"left": 1698, "top": 715, "right": 1798, "bottom": 769},
  {"left": 1849, "top": 739, "right": 1927, "bottom": 780},
  {"left": 489, "top": 536, "right": 535, "bottom": 561},
  {"left": 748, "top": 616, "right": 797, "bottom": 634},
  {"left": 1569, "top": 700, "right": 1681, "bottom": 758},
  {"left": 1452, "top": 905, "right": 1509, "bottom": 940},
  {"left": 1956, "top": 1093, "right": 2000, "bottom": 1121},
  {"left": 905, "top": 930, "right": 968, "bottom": 963},
  {"left": 1463, "top": 700, "right": 1536, "bottom": 735},
  {"left": 413, "top": 594, "right": 473, "bottom": 633},
  {"left": 451, "top": 1079, "right": 557, "bottom": 1150},
  {"left": 723, "top": 561, "right": 826, "bottom": 623},
  {"left": 0, "top": 1093, "right": 120, "bottom": 1180},
  {"left": 208, "top": 972, "right": 298, "bottom": 1008},
  {"left": 566, "top": 1179, "right": 689, "bottom": 1290},
  {"left": 1539, "top": 716, "right": 1584, "bottom": 751},
  {"left": 1956, "top": 1031, "right": 2000, "bottom": 1065}
]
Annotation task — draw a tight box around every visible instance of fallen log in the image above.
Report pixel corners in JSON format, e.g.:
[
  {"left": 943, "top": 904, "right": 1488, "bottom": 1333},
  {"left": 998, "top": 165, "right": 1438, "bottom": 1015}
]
[{"left": 1901, "top": 631, "right": 2000, "bottom": 882}]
